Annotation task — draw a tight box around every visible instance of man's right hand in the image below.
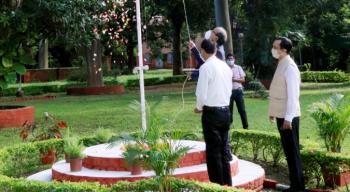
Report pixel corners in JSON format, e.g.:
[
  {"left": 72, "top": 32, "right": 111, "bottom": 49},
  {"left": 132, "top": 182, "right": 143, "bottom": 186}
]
[
  {"left": 188, "top": 40, "right": 196, "bottom": 49},
  {"left": 269, "top": 116, "right": 276, "bottom": 124}
]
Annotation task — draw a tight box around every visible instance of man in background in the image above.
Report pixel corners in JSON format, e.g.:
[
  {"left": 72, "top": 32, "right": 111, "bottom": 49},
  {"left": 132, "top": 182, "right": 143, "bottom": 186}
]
[{"left": 226, "top": 53, "right": 248, "bottom": 129}]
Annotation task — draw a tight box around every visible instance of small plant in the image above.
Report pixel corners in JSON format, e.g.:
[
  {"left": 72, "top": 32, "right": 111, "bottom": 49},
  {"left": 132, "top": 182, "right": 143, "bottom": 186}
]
[
  {"left": 309, "top": 94, "right": 350, "bottom": 152},
  {"left": 94, "top": 128, "right": 113, "bottom": 143},
  {"left": 20, "top": 112, "right": 67, "bottom": 142},
  {"left": 64, "top": 137, "right": 85, "bottom": 159}
]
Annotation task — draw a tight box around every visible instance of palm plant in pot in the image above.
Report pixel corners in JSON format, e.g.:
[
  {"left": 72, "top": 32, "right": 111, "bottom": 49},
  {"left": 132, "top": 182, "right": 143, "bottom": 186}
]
[
  {"left": 122, "top": 142, "right": 148, "bottom": 175},
  {"left": 309, "top": 93, "right": 350, "bottom": 153},
  {"left": 64, "top": 137, "right": 85, "bottom": 172}
]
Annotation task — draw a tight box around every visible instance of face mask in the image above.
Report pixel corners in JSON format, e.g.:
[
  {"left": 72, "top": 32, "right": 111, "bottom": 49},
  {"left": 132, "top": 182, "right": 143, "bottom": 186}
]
[
  {"left": 271, "top": 48, "right": 280, "bottom": 59},
  {"left": 226, "top": 60, "right": 234, "bottom": 66}
]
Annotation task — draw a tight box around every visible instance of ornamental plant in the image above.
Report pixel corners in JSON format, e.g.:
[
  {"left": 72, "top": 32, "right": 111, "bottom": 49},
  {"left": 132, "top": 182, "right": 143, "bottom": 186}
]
[
  {"left": 20, "top": 112, "right": 67, "bottom": 142},
  {"left": 309, "top": 94, "right": 350, "bottom": 152}
]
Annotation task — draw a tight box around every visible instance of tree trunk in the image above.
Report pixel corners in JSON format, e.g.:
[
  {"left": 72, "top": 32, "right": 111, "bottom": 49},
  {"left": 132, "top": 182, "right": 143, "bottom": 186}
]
[
  {"left": 126, "top": 43, "right": 136, "bottom": 74},
  {"left": 171, "top": 18, "right": 184, "bottom": 75},
  {"left": 214, "top": 0, "right": 233, "bottom": 54},
  {"left": 84, "top": 39, "right": 104, "bottom": 87},
  {"left": 38, "top": 39, "right": 49, "bottom": 69}
]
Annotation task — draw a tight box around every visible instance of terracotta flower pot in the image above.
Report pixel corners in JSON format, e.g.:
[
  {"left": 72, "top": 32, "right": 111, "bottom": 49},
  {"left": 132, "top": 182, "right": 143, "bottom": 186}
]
[
  {"left": 41, "top": 149, "right": 57, "bottom": 165},
  {"left": 130, "top": 164, "right": 143, "bottom": 175},
  {"left": 70, "top": 158, "right": 83, "bottom": 172}
]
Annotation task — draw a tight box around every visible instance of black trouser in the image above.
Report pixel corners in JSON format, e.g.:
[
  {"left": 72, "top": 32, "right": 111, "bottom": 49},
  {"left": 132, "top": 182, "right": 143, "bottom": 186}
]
[
  {"left": 229, "top": 88, "right": 248, "bottom": 129},
  {"left": 202, "top": 106, "right": 232, "bottom": 186},
  {"left": 277, "top": 117, "right": 305, "bottom": 191}
]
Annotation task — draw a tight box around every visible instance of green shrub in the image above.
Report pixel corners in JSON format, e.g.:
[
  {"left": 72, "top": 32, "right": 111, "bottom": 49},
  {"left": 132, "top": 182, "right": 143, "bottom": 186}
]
[
  {"left": 301, "top": 71, "right": 349, "bottom": 82},
  {"left": 0, "top": 175, "right": 109, "bottom": 192},
  {"left": 309, "top": 94, "right": 350, "bottom": 153},
  {"left": 0, "top": 139, "right": 64, "bottom": 177}
]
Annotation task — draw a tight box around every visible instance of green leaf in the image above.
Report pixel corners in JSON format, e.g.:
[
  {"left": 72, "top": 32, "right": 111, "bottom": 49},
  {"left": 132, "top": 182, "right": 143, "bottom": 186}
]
[
  {"left": 19, "top": 54, "right": 36, "bottom": 65},
  {"left": 14, "top": 64, "right": 26, "bottom": 75},
  {"left": 2, "top": 57, "right": 13, "bottom": 68},
  {"left": 4, "top": 72, "right": 16, "bottom": 84},
  {"left": 0, "top": 79, "right": 7, "bottom": 90}
]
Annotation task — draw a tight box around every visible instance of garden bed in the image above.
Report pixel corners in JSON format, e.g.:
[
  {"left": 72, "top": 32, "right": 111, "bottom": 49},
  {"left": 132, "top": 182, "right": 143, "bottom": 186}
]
[{"left": 0, "top": 106, "right": 35, "bottom": 128}]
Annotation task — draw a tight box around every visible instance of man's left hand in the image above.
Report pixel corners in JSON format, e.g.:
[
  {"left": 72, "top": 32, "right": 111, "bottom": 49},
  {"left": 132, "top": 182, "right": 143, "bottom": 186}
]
[
  {"left": 194, "top": 108, "right": 202, "bottom": 113},
  {"left": 282, "top": 120, "right": 292, "bottom": 130}
]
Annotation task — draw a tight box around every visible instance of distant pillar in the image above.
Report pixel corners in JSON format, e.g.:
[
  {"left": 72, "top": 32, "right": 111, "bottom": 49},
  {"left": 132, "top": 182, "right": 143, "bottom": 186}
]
[{"left": 39, "top": 39, "right": 49, "bottom": 69}]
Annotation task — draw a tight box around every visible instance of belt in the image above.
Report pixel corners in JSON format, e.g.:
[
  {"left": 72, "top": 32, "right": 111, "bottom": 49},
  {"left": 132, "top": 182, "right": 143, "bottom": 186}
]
[
  {"left": 232, "top": 87, "right": 243, "bottom": 91},
  {"left": 203, "top": 106, "right": 229, "bottom": 111}
]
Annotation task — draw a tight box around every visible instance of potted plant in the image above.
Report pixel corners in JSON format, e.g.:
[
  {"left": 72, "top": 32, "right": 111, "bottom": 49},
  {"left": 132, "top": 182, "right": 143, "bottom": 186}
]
[
  {"left": 20, "top": 112, "right": 68, "bottom": 164},
  {"left": 309, "top": 94, "right": 350, "bottom": 186},
  {"left": 309, "top": 94, "right": 350, "bottom": 153},
  {"left": 122, "top": 142, "right": 148, "bottom": 175},
  {"left": 64, "top": 137, "right": 85, "bottom": 172}
]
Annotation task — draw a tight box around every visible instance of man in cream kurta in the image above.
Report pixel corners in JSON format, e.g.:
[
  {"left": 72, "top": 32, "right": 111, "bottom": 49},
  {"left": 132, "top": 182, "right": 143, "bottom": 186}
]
[{"left": 269, "top": 37, "right": 305, "bottom": 192}]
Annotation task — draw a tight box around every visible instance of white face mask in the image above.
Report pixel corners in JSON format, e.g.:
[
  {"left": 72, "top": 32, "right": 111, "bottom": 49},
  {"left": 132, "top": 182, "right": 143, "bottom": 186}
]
[
  {"left": 226, "top": 60, "right": 235, "bottom": 66},
  {"left": 271, "top": 48, "right": 280, "bottom": 59}
]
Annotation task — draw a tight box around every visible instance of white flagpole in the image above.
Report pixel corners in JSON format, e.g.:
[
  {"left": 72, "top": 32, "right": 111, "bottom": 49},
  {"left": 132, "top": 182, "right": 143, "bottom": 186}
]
[{"left": 135, "top": 0, "right": 147, "bottom": 134}]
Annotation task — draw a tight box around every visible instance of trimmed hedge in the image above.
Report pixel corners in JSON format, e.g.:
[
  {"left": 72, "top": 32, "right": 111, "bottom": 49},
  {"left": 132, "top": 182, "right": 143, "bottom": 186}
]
[
  {"left": 0, "top": 175, "right": 245, "bottom": 192},
  {"left": 126, "top": 75, "right": 187, "bottom": 87},
  {"left": 1, "top": 75, "right": 188, "bottom": 96},
  {"left": 301, "top": 71, "right": 349, "bottom": 82},
  {"left": 231, "top": 129, "right": 350, "bottom": 188}
]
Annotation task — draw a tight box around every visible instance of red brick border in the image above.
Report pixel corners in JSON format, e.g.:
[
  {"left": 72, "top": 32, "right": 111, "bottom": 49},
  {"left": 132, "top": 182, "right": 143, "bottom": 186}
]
[
  {"left": 83, "top": 151, "right": 207, "bottom": 171},
  {"left": 67, "top": 85, "right": 125, "bottom": 96},
  {"left": 52, "top": 160, "right": 239, "bottom": 186},
  {"left": 0, "top": 95, "right": 56, "bottom": 103},
  {"left": 0, "top": 106, "right": 35, "bottom": 128}
]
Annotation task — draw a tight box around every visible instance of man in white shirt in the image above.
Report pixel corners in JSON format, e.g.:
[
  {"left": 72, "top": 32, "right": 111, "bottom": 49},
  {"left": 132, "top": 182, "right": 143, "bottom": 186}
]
[
  {"left": 269, "top": 37, "right": 305, "bottom": 192},
  {"left": 226, "top": 53, "right": 248, "bottom": 129},
  {"left": 194, "top": 39, "right": 233, "bottom": 186}
]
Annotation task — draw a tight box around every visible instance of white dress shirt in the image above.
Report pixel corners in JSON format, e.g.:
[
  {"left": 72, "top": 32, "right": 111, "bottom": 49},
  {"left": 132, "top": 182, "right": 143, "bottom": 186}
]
[
  {"left": 284, "top": 57, "right": 301, "bottom": 122},
  {"left": 231, "top": 64, "right": 245, "bottom": 90},
  {"left": 196, "top": 55, "right": 233, "bottom": 110}
]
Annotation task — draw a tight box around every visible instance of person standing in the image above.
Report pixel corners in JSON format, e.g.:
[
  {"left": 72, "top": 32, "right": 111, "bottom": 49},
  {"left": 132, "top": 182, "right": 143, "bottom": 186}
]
[
  {"left": 226, "top": 53, "right": 248, "bottom": 129},
  {"left": 268, "top": 37, "right": 305, "bottom": 192},
  {"left": 194, "top": 39, "right": 233, "bottom": 186}
]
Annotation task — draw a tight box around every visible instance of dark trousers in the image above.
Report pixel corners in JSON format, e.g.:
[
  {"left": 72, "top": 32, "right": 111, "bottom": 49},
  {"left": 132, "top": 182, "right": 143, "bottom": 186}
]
[
  {"left": 277, "top": 117, "right": 305, "bottom": 191},
  {"left": 202, "top": 106, "right": 232, "bottom": 186},
  {"left": 229, "top": 88, "right": 248, "bottom": 129}
]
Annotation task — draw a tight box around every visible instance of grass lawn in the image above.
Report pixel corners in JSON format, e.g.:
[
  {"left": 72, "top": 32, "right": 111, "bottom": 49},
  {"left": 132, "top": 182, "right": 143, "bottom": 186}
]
[{"left": 0, "top": 81, "right": 350, "bottom": 155}]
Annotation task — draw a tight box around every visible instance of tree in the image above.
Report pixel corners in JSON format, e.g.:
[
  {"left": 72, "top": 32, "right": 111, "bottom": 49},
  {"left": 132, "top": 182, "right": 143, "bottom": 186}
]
[{"left": 0, "top": 0, "right": 36, "bottom": 90}]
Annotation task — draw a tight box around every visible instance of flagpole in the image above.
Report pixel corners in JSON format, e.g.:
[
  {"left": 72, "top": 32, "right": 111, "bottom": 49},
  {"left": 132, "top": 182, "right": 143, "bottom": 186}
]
[{"left": 135, "top": 0, "right": 147, "bottom": 134}]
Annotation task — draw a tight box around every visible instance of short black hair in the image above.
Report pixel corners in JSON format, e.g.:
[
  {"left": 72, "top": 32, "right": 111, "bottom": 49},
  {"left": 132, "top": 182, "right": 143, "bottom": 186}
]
[
  {"left": 201, "top": 39, "right": 216, "bottom": 54},
  {"left": 226, "top": 53, "right": 235, "bottom": 59},
  {"left": 216, "top": 32, "right": 226, "bottom": 46},
  {"left": 275, "top": 37, "right": 293, "bottom": 53}
]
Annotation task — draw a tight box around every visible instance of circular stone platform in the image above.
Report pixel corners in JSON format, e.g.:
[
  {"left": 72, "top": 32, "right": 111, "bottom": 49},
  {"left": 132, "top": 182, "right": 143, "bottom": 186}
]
[{"left": 29, "top": 140, "right": 265, "bottom": 191}]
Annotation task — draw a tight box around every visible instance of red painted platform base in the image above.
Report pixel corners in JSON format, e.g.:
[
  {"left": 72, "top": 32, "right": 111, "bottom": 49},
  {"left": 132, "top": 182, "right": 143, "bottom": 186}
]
[{"left": 0, "top": 106, "right": 35, "bottom": 128}]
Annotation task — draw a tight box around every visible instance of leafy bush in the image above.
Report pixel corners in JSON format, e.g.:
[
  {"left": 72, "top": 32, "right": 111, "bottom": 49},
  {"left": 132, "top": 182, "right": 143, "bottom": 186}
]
[
  {"left": 309, "top": 94, "right": 350, "bottom": 152},
  {"left": 0, "top": 139, "right": 64, "bottom": 177},
  {"left": 301, "top": 71, "right": 349, "bottom": 82},
  {"left": 0, "top": 175, "right": 245, "bottom": 192}
]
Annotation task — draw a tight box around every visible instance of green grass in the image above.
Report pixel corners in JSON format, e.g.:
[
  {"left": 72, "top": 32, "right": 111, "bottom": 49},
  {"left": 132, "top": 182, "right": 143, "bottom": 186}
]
[{"left": 1, "top": 81, "right": 350, "bottom": 155}]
